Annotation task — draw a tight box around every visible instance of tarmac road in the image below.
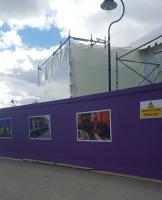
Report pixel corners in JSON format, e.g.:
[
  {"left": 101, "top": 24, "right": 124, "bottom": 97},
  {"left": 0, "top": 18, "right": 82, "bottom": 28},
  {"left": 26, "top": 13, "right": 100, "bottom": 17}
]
[{"left": 0, "top": 158, "right": 162, "bottom": 200}]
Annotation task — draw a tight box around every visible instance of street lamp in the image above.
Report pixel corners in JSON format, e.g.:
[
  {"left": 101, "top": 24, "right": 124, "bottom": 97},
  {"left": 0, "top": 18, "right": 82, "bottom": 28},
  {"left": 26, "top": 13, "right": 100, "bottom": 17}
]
[{"left": 100, "top": 0, "right": 125, "bottom": 92}]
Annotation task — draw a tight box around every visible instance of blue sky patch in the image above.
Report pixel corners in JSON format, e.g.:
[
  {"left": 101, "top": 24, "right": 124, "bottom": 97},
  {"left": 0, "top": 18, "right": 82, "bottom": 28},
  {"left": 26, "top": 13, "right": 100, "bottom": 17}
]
[
  {"left": 19, "top": 27, "right": 65, "bottom": 48},
  {"left": 0, "top": 23, "right": 10, "bottom": 32}
]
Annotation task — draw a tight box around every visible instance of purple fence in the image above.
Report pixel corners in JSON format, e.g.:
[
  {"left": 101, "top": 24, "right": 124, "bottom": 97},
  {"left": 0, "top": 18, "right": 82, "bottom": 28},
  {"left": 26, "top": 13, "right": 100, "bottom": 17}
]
[{"left": 0, "top": 83, "right": 162, "bottom": 180}]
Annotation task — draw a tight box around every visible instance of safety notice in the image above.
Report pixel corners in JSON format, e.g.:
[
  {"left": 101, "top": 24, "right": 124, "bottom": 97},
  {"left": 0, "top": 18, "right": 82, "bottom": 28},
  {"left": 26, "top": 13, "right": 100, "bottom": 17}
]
[{"left": 140, "top": 99, "right": 162, "bottom": 119}]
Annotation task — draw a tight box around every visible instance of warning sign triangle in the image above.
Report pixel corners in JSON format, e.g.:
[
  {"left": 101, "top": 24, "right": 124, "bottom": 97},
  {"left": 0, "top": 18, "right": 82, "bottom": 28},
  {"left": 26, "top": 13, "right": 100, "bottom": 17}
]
[{"left": 148, "top": 102, "right": 154, "bottom": 109}]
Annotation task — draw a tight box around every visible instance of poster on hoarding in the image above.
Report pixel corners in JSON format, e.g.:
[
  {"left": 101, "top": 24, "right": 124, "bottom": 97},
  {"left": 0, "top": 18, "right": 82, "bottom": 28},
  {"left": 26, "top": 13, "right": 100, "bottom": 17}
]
[
  {"left": 140, "top": 99, "right": 162, "bottom": 119},
  {"left": 0, "top": 118, "right": 12, "bottom": 138},
  {"left": 76, "top": 110, "right": 112, "bottom": 142},
  {"left": 29, "top": 115, "right": 51, "bottom": 140}
]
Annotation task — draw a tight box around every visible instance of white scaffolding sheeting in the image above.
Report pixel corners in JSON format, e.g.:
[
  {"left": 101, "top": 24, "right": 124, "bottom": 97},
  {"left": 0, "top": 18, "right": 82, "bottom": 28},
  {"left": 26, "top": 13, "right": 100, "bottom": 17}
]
[
  {"left": 39, "top": 45, "right": 70, "bottom": 102},
  {"left": 39, "top": 41, "right": 162, "bottom": 102},
  {"left": 69, "top": 43, "right": 108, "bottom": 97},
  {"left": 69, "top": 43, "right": 152, "bottom": 96}
]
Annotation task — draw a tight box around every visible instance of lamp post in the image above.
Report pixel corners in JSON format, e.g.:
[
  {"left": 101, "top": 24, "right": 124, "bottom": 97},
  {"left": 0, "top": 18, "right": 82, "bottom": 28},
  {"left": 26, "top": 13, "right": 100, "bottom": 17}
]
[{"left": 100, "top": 0, "right": 125, "bottom": 92}]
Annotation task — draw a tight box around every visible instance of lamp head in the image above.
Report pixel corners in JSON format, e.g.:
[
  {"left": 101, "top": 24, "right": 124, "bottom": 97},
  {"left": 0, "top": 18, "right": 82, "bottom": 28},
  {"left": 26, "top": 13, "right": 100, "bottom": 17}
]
[{"left": 100, "top": 0, "right": 117, "bottom": 11}]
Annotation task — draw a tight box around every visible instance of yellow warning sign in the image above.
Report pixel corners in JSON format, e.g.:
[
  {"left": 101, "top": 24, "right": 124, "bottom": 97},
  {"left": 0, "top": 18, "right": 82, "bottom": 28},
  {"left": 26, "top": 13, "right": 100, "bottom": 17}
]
[
  {"left": 140, "top": 101, "right": 162, "bottom": 119},
  {"left": 140, "top": 108, "right": 161, "bottom": 118}
]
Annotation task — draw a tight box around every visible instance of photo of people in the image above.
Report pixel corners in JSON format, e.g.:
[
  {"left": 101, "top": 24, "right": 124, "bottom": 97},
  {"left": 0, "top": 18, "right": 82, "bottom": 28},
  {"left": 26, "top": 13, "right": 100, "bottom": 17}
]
[
  {"left": 29, "top": 115, "right": 51, "bottom": 139},
  {"left": 77, "top": 110, "right": 111, "bottom": 142},
  {"left": 0, "top": 118, "right": 12, "bottom": 138}
]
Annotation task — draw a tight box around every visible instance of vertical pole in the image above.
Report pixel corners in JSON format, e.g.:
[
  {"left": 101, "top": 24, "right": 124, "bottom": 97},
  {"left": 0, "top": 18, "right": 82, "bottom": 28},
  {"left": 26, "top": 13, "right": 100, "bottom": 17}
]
[
  {"left": 59, "top": 41, "right": 62, "bottom": 63},
  {"left": 68, "top": 29, "right": 71, "bottom": 39},
  {"left": 38, "top": 65, "right": 40, "bottom": 87},
  {"left": 116, "top": 52, "right": 118, "bottom": 90},
  {"left": 37, "top": 64, "right": 40, "bottom": 103},
  {"left": 68, "top": 29, "right": 71, "bottom": 45},
  {"left": 103, "top": 0, "right": 125, "bottom": 92},
  {"left": 104, "top": 36, "right": 107, "bottom": 48},
  {"left": 68, "top": 30, "right": 72, "bottom": 97},
  {"left": 108, "top": 27, "right": 111, "bottom": 92},
  {"left": 90, "top": 34, "right": 93, "bottom": 46}
]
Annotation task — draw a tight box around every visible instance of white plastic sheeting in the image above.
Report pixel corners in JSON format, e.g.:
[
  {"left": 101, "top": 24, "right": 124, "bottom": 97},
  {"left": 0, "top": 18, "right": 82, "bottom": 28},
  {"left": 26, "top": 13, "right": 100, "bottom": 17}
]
[
  {"left": 39, "top": 45, "right": 70, "bottom": 102},
  {"left": 69, "top": 43, "right": 108, "bottom": 97},
  {"left": 39, "top": 42, "right": 162, "bottom": 102},
  {"left": 69, "top": 43, "right": 157, "bottom": 97}
]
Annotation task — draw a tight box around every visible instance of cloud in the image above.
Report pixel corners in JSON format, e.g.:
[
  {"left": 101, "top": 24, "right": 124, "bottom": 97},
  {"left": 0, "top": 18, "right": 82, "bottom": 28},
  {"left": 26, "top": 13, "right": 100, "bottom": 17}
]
[
  {"left": 49, "top": 0, "right": 162, "bottom": 46},
  {"left": 126, "top": 0, "right": 162, "bottom": 25},
  {"left": 0, "top": 0, "right": 55, "bottom": 30},
  {"left": 0, "top": 45, "right": 56, "bottom": 74},
  {"left": 0, "top": 0, "right": 162, "bottom": 45},
  {"left": 0, "top": 74, "right": 39, "bottom": 107},
  {"left": 0, "top": 43, "right": 68, "bottom": 107},
  {"left": 0, "top": 30, "right": 22, "bottom": 49},
  {"left": 0, "top": 0, "right": 46, "bottom": 19}
]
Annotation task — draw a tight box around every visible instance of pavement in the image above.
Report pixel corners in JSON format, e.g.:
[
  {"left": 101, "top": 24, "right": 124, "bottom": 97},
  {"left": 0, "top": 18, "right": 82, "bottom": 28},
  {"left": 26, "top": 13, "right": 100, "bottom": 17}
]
[{"left": 0, "top": 158, "right": 162, "bottom": 200}]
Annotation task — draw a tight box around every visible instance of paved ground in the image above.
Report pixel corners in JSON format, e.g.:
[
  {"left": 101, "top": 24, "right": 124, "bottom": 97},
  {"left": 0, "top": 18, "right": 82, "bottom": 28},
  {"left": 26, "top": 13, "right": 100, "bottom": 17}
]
[{"left": 0, "top": 158, "right": 162, "bottom": 200}]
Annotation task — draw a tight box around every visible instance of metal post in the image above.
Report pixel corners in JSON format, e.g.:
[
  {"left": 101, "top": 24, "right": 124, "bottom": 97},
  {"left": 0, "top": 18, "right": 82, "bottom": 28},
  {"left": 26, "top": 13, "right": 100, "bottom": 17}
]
[
  {"left": 104, "top": 36, "right": 107, "bottom": 48},
  {"left": 90, "top": 33, "right": 93, "bottom": 46},
  {"left": 68, "top": 29, "right": 71, "bottom": 46},
  {"left": 108, "top": 30, "right": 111, "bottom": 91},
  {"left": 106, "top": 0, "right": 125, "bottom": 92},
  {"left": 116, "top": 52, "right": 119, "bottom": 90},
  {"left": 38, "top": 65, "right": 40, "bottom": 87}
]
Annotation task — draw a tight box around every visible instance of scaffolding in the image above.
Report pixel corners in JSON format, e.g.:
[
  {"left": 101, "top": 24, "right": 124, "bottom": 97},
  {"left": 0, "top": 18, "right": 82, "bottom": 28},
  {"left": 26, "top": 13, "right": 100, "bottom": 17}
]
[
  {"left": 116, "top": 35, "right": 162, "bottom": 90},
  {"left": 38, "top": 33, "right": 162, "bottom": 102},
  {"left": 38, "top": 32, "right": 107, "bottom": 101}
]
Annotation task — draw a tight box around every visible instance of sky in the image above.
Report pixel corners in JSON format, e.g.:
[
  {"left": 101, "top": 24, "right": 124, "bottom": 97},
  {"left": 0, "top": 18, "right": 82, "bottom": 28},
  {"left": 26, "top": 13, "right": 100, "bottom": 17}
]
[{"left": 0, "top": 0, "right": 162, "bottom": 107}]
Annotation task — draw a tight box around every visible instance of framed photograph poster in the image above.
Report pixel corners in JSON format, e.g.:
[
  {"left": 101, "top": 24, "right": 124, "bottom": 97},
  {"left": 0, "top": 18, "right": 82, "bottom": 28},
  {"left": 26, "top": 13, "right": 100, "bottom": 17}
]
[
  {"left": 77, "top": 110, "right": 112, "bottom": 142},
  {"left": 29, "top": 115, "right": 51, "bottom": 140},
  {"left": 0, "top": 118, "right": 12, "bottom": 138}
]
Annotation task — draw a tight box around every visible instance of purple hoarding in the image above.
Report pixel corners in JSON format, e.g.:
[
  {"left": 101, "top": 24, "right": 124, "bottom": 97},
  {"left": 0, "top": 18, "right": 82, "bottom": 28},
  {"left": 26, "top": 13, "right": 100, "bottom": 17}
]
[{"left": 0, "top": 83, "right": 162, "bottom": 180}]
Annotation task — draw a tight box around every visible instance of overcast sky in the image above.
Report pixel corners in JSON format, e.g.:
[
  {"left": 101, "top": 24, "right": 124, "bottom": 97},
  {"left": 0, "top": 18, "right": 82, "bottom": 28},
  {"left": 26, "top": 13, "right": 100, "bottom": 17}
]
[{"left": 0, "top": 0, "right": 162, "bottom": 107}]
